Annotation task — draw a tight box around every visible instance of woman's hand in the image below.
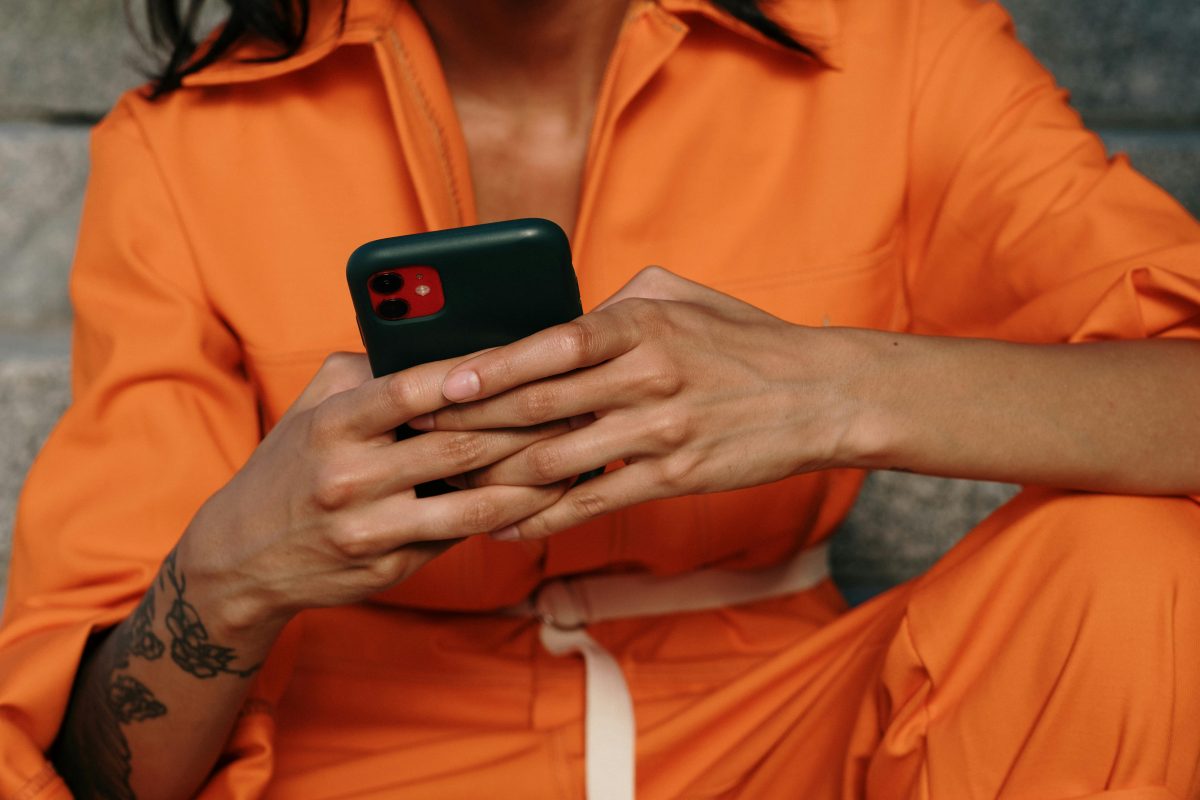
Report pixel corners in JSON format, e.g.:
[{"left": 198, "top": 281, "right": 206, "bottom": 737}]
[
  {"left": 177, "top": 352, "right": 569, "bottom": 650},
  {"left": 409, "top": 267, "right": 863, "bottom": 540}
]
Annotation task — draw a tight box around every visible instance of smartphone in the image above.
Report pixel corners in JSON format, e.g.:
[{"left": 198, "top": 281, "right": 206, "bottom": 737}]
[{"left": 346, "top": 218, "right": 593, "bottom": 495}]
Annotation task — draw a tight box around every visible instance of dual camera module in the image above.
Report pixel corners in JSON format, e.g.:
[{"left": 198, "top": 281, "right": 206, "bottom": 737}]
[
  {"left": 367, "top": 265, "right": 444, "bottom": 321},
  {"left": 371, "top": 272, "right": 409, "bottom": 319}
]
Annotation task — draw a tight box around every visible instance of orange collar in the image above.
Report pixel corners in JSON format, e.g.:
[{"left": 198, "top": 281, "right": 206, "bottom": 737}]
[
  {"left": 183, "top": 0, "right": 841, "bottom": 87},
  {"left": 658, "top": 0, "right": 842, "bottom": 67}
]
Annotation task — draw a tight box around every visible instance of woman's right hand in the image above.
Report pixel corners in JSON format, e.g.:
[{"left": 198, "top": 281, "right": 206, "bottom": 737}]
[{"left": 173, "top": 352, "right": 569, "bottom": 654}]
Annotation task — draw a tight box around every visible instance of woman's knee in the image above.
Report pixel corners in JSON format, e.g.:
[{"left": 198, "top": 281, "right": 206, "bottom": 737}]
[
  {"left": 998, "top": 489, "right": 1200, "bottom": 593},
  {"left": 880, "top": 490, "right": 1200, "bottom": 800},
  {"left": 906, "top": 488, "right": 1200, "bottom": 672}
]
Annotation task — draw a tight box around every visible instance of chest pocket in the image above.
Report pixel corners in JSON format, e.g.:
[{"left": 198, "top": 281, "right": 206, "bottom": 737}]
[{"left": 709, "top": 234, "right": 909, "bottom": 333}]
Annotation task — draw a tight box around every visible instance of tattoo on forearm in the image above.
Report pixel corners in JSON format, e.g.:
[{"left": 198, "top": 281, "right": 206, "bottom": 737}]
[
  {"left": 128, "top": 582, "right": 165, "bottom": 661},
  {"left": 161, "top": 549, "right": 261, "bottom": 679},
  {"left": 53, "top": 548, "right": 259, "bottom": 796},
  {"left": 109, "top": 675, "right": 168, "bottom": 724},
  {"left": 51, "top": 598, "right": 168, "bottom": 799}
]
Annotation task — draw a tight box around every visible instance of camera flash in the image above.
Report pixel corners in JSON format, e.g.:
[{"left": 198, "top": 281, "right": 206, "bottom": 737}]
[{"left": 415, "top": 284, "right": 431, "bottom": 296}]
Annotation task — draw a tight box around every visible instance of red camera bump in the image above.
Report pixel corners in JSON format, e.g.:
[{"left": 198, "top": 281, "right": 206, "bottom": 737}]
[{"left": 367, "top": 265, "right": 445, "bottom": 320}]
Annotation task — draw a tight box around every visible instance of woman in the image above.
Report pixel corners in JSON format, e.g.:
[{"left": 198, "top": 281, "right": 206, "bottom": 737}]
[{"left": 2, "top": 0, "right": 1199, "bottom": 797}]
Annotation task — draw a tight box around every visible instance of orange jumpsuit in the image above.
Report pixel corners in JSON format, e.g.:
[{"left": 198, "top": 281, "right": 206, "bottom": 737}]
[{"left": 2, "top": 0, "right": 1200, "bottom": 796}]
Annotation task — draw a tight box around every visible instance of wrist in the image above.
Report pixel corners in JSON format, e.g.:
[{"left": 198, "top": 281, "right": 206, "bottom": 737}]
[
  {"left": 804, "top": 326, "right": 906, "bottom": 472},
  {"left": 172, "top": 511, "right": 290, "bottom": 660}
]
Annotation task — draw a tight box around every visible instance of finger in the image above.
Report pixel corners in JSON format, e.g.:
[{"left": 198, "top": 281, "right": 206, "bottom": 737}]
[
  {"left": 367, "top": 422, "right": 573, "bottom": 496},
  {"left": 374, "top": 482, "right": 570, "bottom": 548},
  {"left": 413, "top": 358, "right": 649, "bottom": 432},
  {"left": 417, "top": 376, "right": 604, "bottom": 432},
  {"left": 451, "top": 416, "right": 594, "bottom": 490},
  {"left": 308, "top": 423, "right": 572, "bottom": 510},
  {"left": 491, "top": 463, "right": 661, "bottom": 541},
  {"left": 465, "top": 416, "right": 633, "bottom": 487},
  {"left": 322, "top": 354, "right": 471, "bottom": 440},
  {"left": 437, "top": 309, "right": 640, "bottom": 403}
]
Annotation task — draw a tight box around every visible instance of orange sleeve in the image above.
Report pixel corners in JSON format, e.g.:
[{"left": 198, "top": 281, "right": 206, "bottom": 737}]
[
  {"left": 0, "top": 97, "right": 279, "bottom": 797},
  {"left": 903, "top": 0, "right": 1200, "bottom": 346}
]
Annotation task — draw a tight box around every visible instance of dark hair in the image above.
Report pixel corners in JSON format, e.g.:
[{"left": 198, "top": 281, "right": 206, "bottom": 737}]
[{"left": 140, "top": 0, "right": 811, "bottom": 99}]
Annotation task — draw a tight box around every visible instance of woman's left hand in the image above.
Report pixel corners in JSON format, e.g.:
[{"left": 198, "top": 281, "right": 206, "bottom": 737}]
[{"left": 409, "top": 267, "right": 863, "bottom": 539}]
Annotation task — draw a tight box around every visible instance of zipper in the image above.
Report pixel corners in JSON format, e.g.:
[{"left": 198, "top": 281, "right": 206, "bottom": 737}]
[{"left": 372, "top": 6, "right": 478, "bottom": 232}]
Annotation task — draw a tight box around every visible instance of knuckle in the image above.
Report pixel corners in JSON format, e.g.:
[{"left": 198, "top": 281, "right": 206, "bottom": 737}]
[
  {"left": 568, "top": 490, "right": 608, "bottom": 521},
  {"left": 320, "top": 351, "right": 357, "bottom": 376},
  {"left": 515, "top": 385, "right": 559, "bottom": 424},
  {"left": 328, "top": 520, "right": 376, "bottom": 559},
  {"left": 652, "top": 410, "right": 691, "bottom": 448},
  {"left": 440, "top": 432, "right": 486, "bottom": 470},
  {"left": 311, "top": 465, "right": 359, "bottom": 511},
  {"left": 382, "top": 373, "right": 423, "bottom": 417},
  {"left": 362, "top": 552, "right": 405, "bottom": 589},
  {"left": 525, "top": 443, "right": 564, "bottom": 483},
  {"left": 558, "top": 319, "right": 601, "bottom": 362},
  {"left": 641, "top": 368, "right": 683, "bottom": 398},
  {"left": 634, "top": 264, "right": 669, "bottom": 284},
  {"left": 461, "top": 496, "right": 502, "bottom": 532},
  {"left": 657, "top": 452, "right": 701, "bottom": 492}
]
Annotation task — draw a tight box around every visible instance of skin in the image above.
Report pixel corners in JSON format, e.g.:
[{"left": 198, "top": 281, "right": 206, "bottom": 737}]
[
  {"left": 411, "top": 0, "right": 631, "bottom": 238},
  {"left": 52, "top": 0, "right": 1200, "bottom": 796}
]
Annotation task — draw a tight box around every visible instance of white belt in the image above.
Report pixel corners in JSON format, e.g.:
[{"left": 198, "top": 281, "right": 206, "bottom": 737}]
[{"left": 503, "top": 542, "right": 832, "bottom": 800}]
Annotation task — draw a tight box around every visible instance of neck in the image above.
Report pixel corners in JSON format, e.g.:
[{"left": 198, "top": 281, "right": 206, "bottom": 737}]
[{"left": 409, "top": 0, "right": 632, "bottom": 120}]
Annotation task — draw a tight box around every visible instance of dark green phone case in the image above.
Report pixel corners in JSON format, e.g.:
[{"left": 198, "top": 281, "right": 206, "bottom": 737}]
[
  {"left": 348, "top": 218, "right": 583, "bottom": 376},
  {"left": 346, "top": 218, "right": 590, "bottom": 495}
]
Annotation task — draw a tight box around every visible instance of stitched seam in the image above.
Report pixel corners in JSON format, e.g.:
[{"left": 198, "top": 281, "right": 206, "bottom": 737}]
[
  {"left": 385, "top": 28, "right": 464, "bottom": 227},
  {"left": 709, "top": 240, "right": 900, "bottom": 293}
]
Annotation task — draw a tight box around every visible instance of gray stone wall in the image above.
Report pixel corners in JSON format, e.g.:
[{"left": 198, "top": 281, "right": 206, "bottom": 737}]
[{"left": 2, "top": 1, "right": 1199, "bottom": 605}]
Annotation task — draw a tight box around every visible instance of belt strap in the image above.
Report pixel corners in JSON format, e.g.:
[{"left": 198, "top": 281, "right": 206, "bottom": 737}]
[
  {"left": 510, "top": 542, "right": 831, "bottom": 799},
  {"left": 540, "top": 625, "right": 637, "bottom": 800}
]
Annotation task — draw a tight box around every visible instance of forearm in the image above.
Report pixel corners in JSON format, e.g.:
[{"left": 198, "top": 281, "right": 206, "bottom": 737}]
[
  {"left": 51, "top": 549, "right": 280, "bottom": 800},
  {"left": 841, "top": 330, "right": 1200, "bottom": 494}
]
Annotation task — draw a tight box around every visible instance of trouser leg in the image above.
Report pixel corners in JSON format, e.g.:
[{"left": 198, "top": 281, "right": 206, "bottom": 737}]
[{"left": 866, "top": 488, "right": 1200, "bottom": 799}]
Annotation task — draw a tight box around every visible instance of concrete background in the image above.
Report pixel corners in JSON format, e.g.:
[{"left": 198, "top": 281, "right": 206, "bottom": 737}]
[{"left": 2, "top": 0, "right": 1199, "bottom": 605}]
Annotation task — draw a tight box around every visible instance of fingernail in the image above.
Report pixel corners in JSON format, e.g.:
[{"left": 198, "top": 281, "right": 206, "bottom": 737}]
[
  {"left": 443, "top": 370, "right": 481, "bottom": 401},
  {"left": 408, "top": 413, "right": 435, "bottom": 430},
  {"left": 490, "top": 525, "right": 521, "bottom": 542}
]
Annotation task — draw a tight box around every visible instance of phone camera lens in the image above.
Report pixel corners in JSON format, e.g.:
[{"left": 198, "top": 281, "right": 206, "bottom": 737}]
[
  {"left": 377, "top": 298, "right": 411, "bottom": 320},
  {"left": 371, "top": 272, "right": 404, "bottom": 294}
]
